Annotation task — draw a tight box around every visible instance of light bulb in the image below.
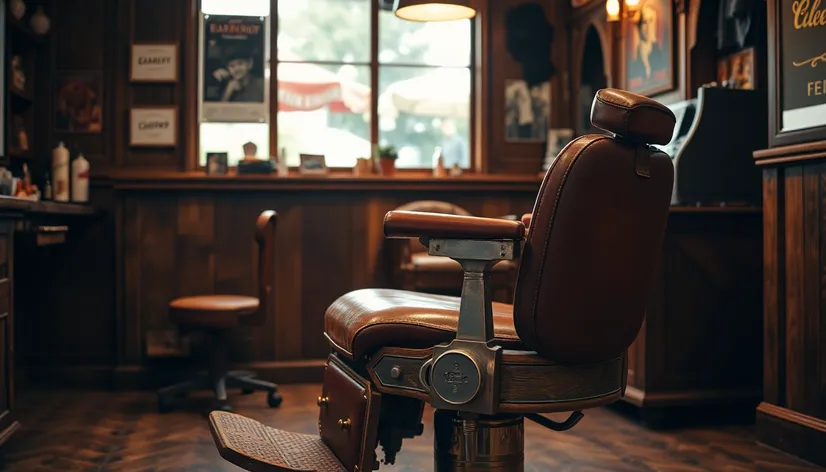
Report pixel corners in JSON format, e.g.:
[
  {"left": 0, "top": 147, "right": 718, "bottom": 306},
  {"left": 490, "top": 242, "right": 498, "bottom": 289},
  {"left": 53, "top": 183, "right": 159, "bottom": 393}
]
[
  {"left": 625, "top": 0, "right": 641, "bottom": 11},
  {"left": 606, "top": 0, "right": 620, "bottom": 21}
]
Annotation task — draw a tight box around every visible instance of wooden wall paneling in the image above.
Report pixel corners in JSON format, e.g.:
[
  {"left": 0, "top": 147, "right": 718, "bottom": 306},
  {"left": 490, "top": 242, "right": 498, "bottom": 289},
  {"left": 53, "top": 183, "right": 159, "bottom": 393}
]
[
  {"left": 762, "top": 167, "right": 783, "bottom": 406},
  {"left": 802, "top": 166, "right": 822, "bottom": 420},
  {"left": 176, "top": 196, "right": 215, "bottom": 298},
  {"left": 271, "top": 200, "right": 303, "bottom": 360},
  {"left": 123, "top": 0, "right": 185, "bottom": 170},
  {"left": 486, "top": 0, "right": 569, "bottom": 175},
  {"left": 783, "top": 167, "right": 804, "bottom": 413}
]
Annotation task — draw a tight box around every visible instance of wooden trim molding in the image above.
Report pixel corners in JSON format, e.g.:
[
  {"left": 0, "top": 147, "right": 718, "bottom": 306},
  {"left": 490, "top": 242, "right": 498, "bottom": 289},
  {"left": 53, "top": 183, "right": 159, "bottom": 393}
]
[
  {"left": 107, "top": 171, "right": 544, "bottom": 192},
  {"left": 756, "top": 401, "right": 826, "bottom": 467},
  {"left": 754, "top": 141, "right": 826, "bottom": 167}
]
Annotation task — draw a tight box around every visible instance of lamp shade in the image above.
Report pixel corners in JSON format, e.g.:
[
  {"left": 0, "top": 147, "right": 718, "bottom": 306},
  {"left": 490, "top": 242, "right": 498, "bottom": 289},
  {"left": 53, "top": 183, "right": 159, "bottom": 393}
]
[{"left": 393, "top": 0, "right": 476, "bottom": 22}]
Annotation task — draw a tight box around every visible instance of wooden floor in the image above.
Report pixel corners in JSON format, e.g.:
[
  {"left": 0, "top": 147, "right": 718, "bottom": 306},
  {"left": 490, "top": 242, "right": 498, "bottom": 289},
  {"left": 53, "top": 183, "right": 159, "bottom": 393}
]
[{"left": 0, "top": 384, "right": 821, "bottom": 471}]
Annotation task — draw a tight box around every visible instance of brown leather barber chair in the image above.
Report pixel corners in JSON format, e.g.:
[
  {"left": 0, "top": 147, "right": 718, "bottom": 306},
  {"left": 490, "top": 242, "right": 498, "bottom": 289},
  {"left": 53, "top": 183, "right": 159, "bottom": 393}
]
[
  {"left": 208, "top": 89, "right": 676, "bottom": 471},
  {"left": 393, "top": 201, "right": 517, "bottom": 302},
  {"left": 157, "top": 211, "right": 282, "bottom": 412}
]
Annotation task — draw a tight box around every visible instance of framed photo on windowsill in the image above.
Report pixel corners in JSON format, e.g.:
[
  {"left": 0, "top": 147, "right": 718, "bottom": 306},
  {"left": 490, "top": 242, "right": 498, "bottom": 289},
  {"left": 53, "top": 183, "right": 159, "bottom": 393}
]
[{"left": 299, "top": 154, "right": 328, "bottom": 175}]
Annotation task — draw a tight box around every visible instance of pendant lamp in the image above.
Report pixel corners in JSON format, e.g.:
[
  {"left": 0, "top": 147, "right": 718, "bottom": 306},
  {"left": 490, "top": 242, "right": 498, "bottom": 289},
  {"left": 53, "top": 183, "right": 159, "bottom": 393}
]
[{"left": 393, "top": 0, "right": 477, "bottom": 22}]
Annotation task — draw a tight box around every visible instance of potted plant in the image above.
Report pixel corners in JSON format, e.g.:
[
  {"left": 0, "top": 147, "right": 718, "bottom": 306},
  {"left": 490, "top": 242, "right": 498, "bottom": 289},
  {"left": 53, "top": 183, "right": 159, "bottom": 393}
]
[{"left": 378, "top": 145, "right": 398, "bottom": 176}]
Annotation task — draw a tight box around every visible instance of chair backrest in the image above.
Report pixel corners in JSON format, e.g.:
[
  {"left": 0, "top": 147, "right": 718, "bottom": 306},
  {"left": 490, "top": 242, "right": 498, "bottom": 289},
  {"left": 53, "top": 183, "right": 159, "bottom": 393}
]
[
  {"left": 513, "top": 89, "right": 675, "bottom": 364},
  {"left": 395, "top": 201, "right": 471, "bottom": 256},
  {"left": 247, "top": 210, "right": 277, "bottom": 326}
]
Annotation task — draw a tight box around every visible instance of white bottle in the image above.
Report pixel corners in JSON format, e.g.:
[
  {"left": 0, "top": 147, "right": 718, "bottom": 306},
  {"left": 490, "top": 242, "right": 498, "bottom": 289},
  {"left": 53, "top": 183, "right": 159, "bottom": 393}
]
[
  {"left": 52, "top": 142, "right": 70, "bottom": 202},
  {"left": 71, "top": 152, "right": 90, "bottom": 203}
]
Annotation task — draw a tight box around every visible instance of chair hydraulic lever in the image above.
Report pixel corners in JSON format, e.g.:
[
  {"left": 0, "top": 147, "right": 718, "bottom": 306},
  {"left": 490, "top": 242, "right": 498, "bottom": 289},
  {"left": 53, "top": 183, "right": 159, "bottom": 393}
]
[{"left": 525, "top": 411, "right": 584, "bottom": 432}]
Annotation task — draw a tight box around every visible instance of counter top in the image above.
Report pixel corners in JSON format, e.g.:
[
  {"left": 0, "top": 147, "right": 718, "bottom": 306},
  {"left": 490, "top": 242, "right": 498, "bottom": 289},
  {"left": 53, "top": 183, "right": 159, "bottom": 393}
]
[
  {"left": 106, "top": 171, "right": 545, "bottom": 192},
  {"left": 0, "top": 196, "right": 96, "bottom": 217}
]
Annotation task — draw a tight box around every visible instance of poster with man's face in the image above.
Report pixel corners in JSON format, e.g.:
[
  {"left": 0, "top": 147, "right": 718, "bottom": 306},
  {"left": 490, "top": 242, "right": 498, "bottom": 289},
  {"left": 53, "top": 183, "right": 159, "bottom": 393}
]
[
  {"left": 202, "top": 15, "right": 268, "bottom": 122},
  {"left": 624, "top": 0, "right": 673, "bottom": 96}
]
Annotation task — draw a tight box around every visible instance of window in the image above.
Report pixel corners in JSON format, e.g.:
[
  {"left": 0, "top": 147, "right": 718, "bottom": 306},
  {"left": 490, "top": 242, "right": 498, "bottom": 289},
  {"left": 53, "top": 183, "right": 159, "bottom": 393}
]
[{"left": 198, "top": 0, "right": 473, "bottom": 169}]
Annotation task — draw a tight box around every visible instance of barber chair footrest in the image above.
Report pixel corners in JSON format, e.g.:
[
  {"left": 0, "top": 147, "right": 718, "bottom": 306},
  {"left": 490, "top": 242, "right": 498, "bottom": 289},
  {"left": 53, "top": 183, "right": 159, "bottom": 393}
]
[{"left": 209, "top": 411, "right": 346, "bottom": 472}]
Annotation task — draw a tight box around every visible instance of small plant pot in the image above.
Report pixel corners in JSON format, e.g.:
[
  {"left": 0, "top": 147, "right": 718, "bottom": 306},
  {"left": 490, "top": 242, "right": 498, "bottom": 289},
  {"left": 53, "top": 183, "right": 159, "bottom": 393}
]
[{"left": 379, "top": 157, "right": 396, "bottom": 176}]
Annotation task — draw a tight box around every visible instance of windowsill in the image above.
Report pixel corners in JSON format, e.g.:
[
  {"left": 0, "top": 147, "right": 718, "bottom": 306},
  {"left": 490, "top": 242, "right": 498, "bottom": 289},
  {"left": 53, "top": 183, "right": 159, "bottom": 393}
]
[{"left": 105, "top": 169, "right": 544, "bottom": 192}]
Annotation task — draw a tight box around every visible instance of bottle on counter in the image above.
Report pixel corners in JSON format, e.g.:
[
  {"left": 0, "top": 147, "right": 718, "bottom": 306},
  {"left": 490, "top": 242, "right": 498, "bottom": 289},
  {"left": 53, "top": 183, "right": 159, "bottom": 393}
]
[
  {"left": 52, "top": 141, "right": 70, "bottom": 202},
  {"left": 43, "top": 172, "right": 52, "bottom": 200},
  {"left": 71, "top": 151, "right": 90, "bottom": 203}
]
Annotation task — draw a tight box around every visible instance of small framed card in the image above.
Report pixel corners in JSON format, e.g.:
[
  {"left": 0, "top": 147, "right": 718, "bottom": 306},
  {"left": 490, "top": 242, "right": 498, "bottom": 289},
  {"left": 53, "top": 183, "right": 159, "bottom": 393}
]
[
  {"left": 205, "top": 152, "right": 229, "bottom": 175},
  {"left": 299, "top": 154, "right": 328, "bottom": 175},
  {"left": 131, "top": 43, "right": 179, "bottom": 82},
  {"left": 130, "top": 107, "right": 178, "bottom": 147}
]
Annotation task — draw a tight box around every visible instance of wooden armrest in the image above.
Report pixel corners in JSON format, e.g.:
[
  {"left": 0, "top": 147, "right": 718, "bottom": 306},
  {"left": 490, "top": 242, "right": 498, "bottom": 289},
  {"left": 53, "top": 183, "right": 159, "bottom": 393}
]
[{"left": 383, "top": 211, "right": 526, "bottom": 240}]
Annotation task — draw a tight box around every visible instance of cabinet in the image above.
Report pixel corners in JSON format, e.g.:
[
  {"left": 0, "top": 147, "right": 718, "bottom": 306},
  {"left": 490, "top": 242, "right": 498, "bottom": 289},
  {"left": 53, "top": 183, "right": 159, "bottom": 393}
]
[
  {"left": 0, "top": 219, "right": 17, "bottom": 446},
  {"left": 621, "top": 209, "right": 764, "bottom": 427}
]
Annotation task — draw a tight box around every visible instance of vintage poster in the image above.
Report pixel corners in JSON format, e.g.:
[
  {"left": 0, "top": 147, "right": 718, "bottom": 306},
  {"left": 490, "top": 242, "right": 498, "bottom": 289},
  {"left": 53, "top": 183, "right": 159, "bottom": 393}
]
[
  {"left": 202, "top": 15, "right": 268, "bottom": 122},
  {"left": 624, "top": 0, "right": 673, "bottom": 96}
]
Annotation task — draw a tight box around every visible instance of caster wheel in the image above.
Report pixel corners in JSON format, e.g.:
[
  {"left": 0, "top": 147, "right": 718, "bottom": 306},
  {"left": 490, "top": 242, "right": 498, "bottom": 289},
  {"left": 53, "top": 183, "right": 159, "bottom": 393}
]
[
  {"left": 158, "top": 395, "right": 174, "bottom": 414},
  {"left": 267, "top": 391, "right": 283, "bottom": 408},
  {"left": 241, "top": 388, "right": 254, "bottom": 395},
  {"left": 213, "top": 403, "right": 234, "bottom": 413}
]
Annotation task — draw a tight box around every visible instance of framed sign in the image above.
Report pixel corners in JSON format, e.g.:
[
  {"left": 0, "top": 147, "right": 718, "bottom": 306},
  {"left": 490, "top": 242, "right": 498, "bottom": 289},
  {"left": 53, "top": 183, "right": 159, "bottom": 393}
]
[
  {"left": 768, "top": 0, "right": 826, "bottom": 148},
  {"left": 130, "top": 43, "right": 178, "bottom": 82},
  {"left": 299, "top": 154, "right": 328, "bottom": 175},
  {"left": 624, "top": 0, "right": 675, "bottom": 97},
  {"left": 130, "top": 107, "right": 178, "bottom": 147}
]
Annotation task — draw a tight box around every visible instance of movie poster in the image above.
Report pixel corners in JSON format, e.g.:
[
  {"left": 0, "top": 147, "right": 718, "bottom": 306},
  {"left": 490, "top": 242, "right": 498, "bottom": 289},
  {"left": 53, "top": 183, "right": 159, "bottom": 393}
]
[{"left": 202, "top": 15, "right": 267, "bottom": 122}]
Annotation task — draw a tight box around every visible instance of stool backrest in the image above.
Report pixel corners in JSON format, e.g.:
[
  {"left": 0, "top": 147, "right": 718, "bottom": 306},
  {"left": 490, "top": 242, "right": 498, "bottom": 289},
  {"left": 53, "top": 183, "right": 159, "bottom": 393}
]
[
  {"left": 249, "top": 210, "right": 277, "bottom": 326},
  {"left": 513, "top": 89, "right": 675, "bottom": 363}
]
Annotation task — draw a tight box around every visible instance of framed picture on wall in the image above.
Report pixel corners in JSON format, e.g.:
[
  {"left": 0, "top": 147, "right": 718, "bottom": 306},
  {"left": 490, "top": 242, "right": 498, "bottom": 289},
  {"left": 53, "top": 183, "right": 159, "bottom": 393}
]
[
  {"left": 717, "top": 48, "right": 756, "bottom": 90},
  {"left": 504, "top": 79, "right": 551, "bottom": 142},
  {"left": 54, "top": 70, "right": 104, "bottom": 133},
  {"left": 767, "top": 0, "right": 826, "bottom": 148},
  {"left": 129, "top": 107, "right": 178, "bottom": 147},
  {"left": 624, "top": 0, "right": 675, "bottom": 97},
  {"left": 130, "top": 43, "right": 179, "bottom": 82}
]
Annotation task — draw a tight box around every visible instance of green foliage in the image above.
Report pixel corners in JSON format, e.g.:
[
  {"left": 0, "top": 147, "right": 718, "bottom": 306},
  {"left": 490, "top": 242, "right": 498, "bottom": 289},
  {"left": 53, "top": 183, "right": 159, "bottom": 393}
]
[{"left": 378, "top": 144, "right": 398, "bottom": 160}]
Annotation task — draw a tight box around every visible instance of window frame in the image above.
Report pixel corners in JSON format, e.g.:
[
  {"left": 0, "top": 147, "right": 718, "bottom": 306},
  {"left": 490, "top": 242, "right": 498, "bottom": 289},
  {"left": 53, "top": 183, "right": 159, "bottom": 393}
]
[{"left": 188, "top": 0, "right": 484, "bottom": 173}]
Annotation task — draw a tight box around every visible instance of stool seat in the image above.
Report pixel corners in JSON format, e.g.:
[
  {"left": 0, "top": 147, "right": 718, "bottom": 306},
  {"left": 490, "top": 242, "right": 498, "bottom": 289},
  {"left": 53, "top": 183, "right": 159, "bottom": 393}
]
[
  {"left": 169, "top": 295, "right": 259, "bottom": 328},
  {"left": 324, "top": 288, "right": 524, "bottom": 360}
]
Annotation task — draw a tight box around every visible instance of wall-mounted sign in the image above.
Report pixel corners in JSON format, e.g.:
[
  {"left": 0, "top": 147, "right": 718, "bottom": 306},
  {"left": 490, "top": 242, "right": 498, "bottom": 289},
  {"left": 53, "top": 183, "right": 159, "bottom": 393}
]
[
  {"left": 130, "top": 43, "right": 178, "bottom": 82},
  {"left": 130, "top": 107, "right": 178, "bottom": 147},
  {"left": 768, "top": 0, "right": 826, "bottom": 147}
]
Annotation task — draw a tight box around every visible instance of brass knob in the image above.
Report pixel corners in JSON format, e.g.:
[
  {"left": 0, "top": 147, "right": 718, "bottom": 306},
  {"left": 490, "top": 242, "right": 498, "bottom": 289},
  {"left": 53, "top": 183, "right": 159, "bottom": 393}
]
[
  {"left": 317, "top": 396, "right": 329, "bottom": 407},
  {"left": 338, "top": 418, "right": 351, "bottom": 431}
]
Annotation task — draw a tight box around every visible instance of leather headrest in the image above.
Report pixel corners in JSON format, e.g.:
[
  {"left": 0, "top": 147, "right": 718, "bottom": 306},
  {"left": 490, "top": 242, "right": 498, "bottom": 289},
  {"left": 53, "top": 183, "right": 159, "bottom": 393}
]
[{"left": 590, "top": 89, "right": 676, "bottom": 145}]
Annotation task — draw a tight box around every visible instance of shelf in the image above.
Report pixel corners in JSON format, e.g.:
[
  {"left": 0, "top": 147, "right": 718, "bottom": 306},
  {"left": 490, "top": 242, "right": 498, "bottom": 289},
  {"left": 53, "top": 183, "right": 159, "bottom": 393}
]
[{"left": 0, "top": 196, "right": 96, "bottom": 217}]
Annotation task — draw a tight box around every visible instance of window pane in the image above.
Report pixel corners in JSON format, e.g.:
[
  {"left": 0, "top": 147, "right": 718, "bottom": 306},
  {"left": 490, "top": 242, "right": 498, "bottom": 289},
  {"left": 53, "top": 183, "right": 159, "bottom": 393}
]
[
  {"left": 278, "top": 0, "right": 370, "bottom": 63},
  {"left": 378, "top": 11, "right": 470, "bottom": 67},
  {"left": 378, "top": 66, "right": 470, "bottom": 169},
  {"left": 277, "top": 63, "right": 371, "bottom": 168},
  {"left": 201, "top": 0, "right": 270, "bottom": 16},
  {"left": 200, "top": 122, "right": 270, "bottom": 166}
]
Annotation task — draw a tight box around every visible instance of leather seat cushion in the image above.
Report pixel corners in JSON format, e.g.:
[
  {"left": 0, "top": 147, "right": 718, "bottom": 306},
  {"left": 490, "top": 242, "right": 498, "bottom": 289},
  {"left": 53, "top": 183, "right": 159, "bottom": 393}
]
[
  {"left": 405, "top": 254, "right": 515, "bottom": 273},
  {"left": 170, "top": 295, "right": 259, "bottom": 328},
  {"left": 324, "top": 289, "right": 524, "bottom": 359}
]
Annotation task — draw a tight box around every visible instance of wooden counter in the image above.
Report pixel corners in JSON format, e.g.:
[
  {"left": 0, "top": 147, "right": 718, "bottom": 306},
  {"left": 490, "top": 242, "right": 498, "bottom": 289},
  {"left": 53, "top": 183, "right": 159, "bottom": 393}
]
[{"left": 0, "top": 197, "right": 96, "bottom": 447}]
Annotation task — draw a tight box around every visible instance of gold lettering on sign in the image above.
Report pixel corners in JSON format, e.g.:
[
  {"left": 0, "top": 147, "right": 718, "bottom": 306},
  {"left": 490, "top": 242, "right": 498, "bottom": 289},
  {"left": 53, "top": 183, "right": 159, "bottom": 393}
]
[
  {"left": 793, "top": 0, "right": 826, "bottom": 29},
  {"left": 209, "top": 23, "right": 261, "bottom": 35},
  {"left": 793, "top": 51, "right": 826, "bottom": 67},
  {"left": 808, "top": 79, "right": 826, "bottom": 96}
]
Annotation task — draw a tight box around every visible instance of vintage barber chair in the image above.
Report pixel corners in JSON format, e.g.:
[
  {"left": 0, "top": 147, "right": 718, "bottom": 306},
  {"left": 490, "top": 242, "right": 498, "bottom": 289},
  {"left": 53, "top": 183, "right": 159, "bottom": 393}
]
[
  {"left": 393, "top": 200, "right": 518, "bottom": 302},
  {"left": 208, "top": 89, "right": 676, "bottom": 471}
]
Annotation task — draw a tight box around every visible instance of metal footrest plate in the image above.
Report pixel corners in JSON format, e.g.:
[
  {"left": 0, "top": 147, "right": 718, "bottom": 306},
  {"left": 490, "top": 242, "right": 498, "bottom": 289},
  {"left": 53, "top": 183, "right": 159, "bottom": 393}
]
[{"left": 209, "top": 411, "right": 346, "bottom": 472}]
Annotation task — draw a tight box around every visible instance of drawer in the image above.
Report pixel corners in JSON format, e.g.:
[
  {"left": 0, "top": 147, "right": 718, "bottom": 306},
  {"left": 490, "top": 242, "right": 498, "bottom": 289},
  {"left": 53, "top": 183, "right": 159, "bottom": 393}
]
[{"left": 318, "top": 355, "right": 381, "bottom": 472}]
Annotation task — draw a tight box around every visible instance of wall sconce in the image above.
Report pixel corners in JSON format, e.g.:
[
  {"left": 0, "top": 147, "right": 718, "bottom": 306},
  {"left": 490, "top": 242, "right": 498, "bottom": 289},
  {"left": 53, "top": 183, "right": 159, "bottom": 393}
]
[{"left": 606, "top": 0, "right": 641, "bottom": 22}]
